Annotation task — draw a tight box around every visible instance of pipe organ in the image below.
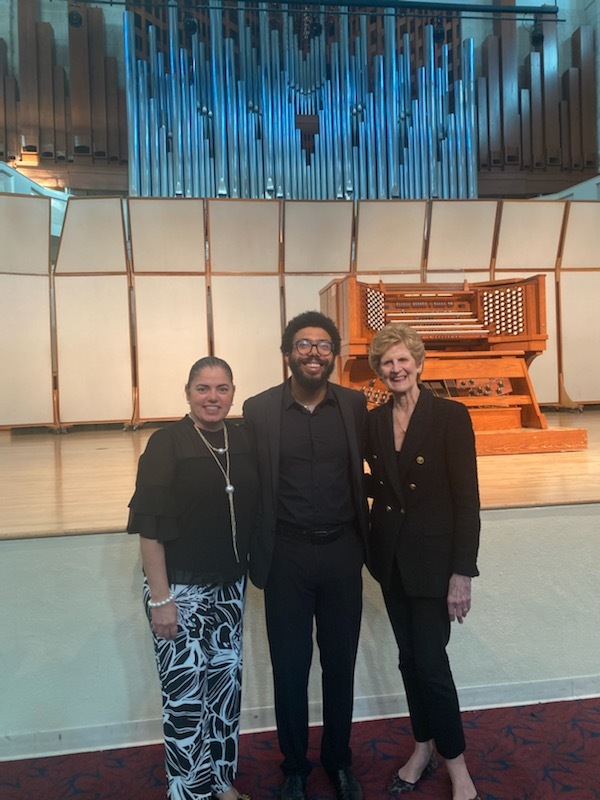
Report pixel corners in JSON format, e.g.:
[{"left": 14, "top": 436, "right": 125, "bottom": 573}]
[
  {"left": 124, "top": 5, "right": 478, "bottom": 200},
  {"left": 320, "top": 275, "right": 587, "bottom": 454}
]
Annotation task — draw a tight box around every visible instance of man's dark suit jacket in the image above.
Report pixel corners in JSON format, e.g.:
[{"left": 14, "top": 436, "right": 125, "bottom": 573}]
[
  {"left": 243, "top": 380, "right": 369, "bottom": 590},
  {"left": 366, "top": 387, "right": 480, "bottom": 597}
]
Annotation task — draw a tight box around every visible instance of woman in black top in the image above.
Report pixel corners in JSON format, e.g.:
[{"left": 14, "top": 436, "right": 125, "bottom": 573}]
[
  {"left": 128, "top": 356, "right": 258, "bottom": 800},
  {"left": 366, "top": 324, "right": 481, "bottom": 800}
]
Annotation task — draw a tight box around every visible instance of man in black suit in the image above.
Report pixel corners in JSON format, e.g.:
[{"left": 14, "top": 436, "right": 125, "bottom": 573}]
[{"left": 243, "top": 311, "right": 368, "bottom": 800}]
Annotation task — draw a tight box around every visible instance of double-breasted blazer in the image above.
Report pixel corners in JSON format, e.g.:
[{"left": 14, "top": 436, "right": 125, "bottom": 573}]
[
  {"left": 366, "top": 387, "right": 480, "bottom": 597},
  {"left": 243, "top": 380, "right": 369, "bottom": 589}
]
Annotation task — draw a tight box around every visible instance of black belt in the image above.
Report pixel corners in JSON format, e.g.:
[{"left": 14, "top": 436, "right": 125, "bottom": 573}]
[{"left": 276, "top": 523, "right": 351, "bottom": 545}]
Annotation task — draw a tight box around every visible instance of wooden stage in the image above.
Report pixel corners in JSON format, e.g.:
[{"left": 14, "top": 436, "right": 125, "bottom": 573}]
[{"left": 1, "top": 409, "right": 599, "bottom": 541}]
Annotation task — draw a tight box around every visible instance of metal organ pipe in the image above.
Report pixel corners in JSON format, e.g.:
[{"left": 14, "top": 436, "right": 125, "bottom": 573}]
[{"left": 124, "top": 4, "right": 478, "bottom": 199}]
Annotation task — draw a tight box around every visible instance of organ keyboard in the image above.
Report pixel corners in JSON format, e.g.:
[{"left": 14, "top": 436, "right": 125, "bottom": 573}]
[{"left": 320, "top": 275, "right": 587, "bottom": 455}]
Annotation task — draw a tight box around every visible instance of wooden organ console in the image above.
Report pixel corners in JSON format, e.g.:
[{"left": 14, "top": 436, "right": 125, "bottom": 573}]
[{"left": 320, "top": 275, "right": 587, "bottom": 455}]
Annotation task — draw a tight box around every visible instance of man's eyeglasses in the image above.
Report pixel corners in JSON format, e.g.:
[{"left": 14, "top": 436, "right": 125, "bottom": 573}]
[{"left": 293, "top": 339, "right": 334, "bottom": 356}]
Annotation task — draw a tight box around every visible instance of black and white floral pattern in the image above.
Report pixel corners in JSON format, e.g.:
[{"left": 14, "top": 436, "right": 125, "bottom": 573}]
[{"left": 144, "top": 578, "right": 246, "bottom": 800}]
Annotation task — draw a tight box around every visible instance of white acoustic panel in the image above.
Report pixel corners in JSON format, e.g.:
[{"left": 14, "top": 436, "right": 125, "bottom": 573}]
[
  {"left": 55, "top": 198, "right": 127, "bottom": 274},
  {"left": 129, "top": 199, "right": 206, "bottom": 273},
  {"left": 427, "top": 200, "right": 498, "bottom": 271},
  {"left": 55, "top": 275, "right": 133, "bottom": 423},
  {"left": 427, "top": 271, "right": 491, "bottom": 283},
  {"left": 365, "top": 273, "right": 422, "bottom": 284},
  {"left": 284, "top": 201, "right": 353, "bottom": 273},
  {"left": 496, "top": 271, "right": 559, "bottom": 405},
  {"left": 208, "top": 199, "right": 280, "bottom": 273},
  {"left": 0, "top": 275, "right": 54, "bottom": 426},
  {"left": 211, "top": 276, "right": 284, "bottom": 410},
  {"left": 0, "top": 195, "right": 50, "bottom": 275},
  {"left": 560, "top": 272, "right": 600, "bottom": 402},
  {"left": 561, "top": 201, "right": 600, "bottom": 269},
  {"left": 355, "top": 200, "right": 427, "bottom": 272},
  {"left": 284, "top": 275, "right": 339, "bottom": 322},
  {"left": 133, "top": 275, "right": 209, "bottom": 420},
  {"left": 495, "top": 201, "right": 565, "bottom": 270}
]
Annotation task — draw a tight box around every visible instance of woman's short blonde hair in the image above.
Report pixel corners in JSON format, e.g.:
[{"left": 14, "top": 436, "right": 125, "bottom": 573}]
[{"left": 368, "top": 323, "right": 426, "bottom": 374}]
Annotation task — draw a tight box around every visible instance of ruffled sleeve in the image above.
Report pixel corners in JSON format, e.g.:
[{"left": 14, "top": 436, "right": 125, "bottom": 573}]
[{"left": 126, "top": 426, "right": 181, "bottom": 541}]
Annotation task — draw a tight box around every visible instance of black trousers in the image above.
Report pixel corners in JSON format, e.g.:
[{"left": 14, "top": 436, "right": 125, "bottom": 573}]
[
  {"left": 264, "top": 525, "right": 364, "bottom": 777},
  {"left": 382, "top": 563, "right": 466, "bottom": 760}
]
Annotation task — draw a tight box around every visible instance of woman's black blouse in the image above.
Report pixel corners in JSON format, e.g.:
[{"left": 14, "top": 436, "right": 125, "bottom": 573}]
[{"left": 127, "top": 416, "right": 259, "bottom": 585}]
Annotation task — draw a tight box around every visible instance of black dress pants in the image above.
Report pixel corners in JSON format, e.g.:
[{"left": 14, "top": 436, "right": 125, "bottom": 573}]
[
  {"left": 264, "top": 525, "right": 364, "bottom": 777},
  {"left": 382, "top": 563, "right": 466, "bottom": 760}
]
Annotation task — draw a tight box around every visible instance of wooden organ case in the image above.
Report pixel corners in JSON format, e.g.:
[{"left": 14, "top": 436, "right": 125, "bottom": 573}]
[{"left": 320, "top": 275, "right": 587, "bottom": 455}]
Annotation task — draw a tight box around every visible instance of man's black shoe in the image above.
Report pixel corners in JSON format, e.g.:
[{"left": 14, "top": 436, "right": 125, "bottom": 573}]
[
  {"left": 280, "top": 773, "right": 307, "bottom": 800},
  {"left": 327, "top": 767, "right": 363, "bottom": 800}
]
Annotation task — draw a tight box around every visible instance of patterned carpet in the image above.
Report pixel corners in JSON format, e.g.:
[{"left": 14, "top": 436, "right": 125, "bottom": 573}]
[{"left": 1, "top": 699, "right": 599, "bottom": 800}]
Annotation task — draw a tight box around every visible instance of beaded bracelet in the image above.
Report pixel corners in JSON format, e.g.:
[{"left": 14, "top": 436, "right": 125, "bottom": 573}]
[{"left": 148, "top": 591, "right": 175, "bottom": 608}]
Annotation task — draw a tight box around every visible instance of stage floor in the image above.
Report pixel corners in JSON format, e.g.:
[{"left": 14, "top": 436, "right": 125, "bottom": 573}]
[{"left": 1, "top": 409, "right": 599, "bottom": 540}]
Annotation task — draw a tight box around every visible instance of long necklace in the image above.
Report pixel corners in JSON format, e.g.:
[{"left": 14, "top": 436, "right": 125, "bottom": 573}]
[{"left": 190, "top": 419, "right": 239, "bottom": 563}]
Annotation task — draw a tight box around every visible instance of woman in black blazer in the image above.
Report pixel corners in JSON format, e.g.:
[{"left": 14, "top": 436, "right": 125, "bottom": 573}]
[{"left": 366, "top": 323, "right": 481, "bottom": 800}]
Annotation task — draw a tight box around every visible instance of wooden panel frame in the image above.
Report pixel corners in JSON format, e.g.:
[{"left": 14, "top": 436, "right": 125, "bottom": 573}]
[
  {"left": 560, "top": 271, "right": 600, "bottom": 402},
  {"left": 55, "top": 198, "right": 127, "bottom": 274},
  {"left": 133, "top": 274, "right": 209, "bottom": 421},
  {"left": 128, "top": 198, "right": 206, "bottom": 273},
  {"left": 207, "top": 199, "right": 280, "bottom": 274},
  {"left": 284, "top": 201, "right": 353, "bottom": 273},
  {"left": 0, "top": 196, "right": 51, "bottom": 275},
  {"left": 54, "top": 275, "right": 133, "bottom": 424},
  {"left": 495, "top": 200, "right": 565, "bottom": 271},
  {"left": 0, "top": 275, "right": 54, "bottom": 427},
  {"left": 355, "top": 200, "right": 426, "bottom": 273},
  {"left": 427, "top": 200, "right": 498, "bottom": 272},
  {"left": 561, "top": 201, "right": 600, "bottom": 269}
]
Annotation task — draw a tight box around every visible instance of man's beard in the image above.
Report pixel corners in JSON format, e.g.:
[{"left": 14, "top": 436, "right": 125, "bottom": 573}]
[{"left": 288, "top": 354, "right": 335, "bottom": 391}]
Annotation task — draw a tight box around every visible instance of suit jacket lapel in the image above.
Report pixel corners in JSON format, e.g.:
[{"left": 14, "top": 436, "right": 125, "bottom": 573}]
[
  {"left": 264, "top": 385, "right": 284, "bottom": 507},
  {"left": 331, "top": 384, "right": 360, "bottom": 474}
]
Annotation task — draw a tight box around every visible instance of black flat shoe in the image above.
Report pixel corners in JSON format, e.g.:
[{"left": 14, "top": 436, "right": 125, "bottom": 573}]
[{"left": 388, "top": 751, "right": 438, "bottom": 794}]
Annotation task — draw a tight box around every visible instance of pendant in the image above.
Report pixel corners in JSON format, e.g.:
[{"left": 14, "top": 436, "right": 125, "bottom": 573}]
[
  {"left": 215, "top": 447, "right": 227, "bottom": 454},
  {"left": 225, "top": 484, "right": 235, "bottom": 494}
]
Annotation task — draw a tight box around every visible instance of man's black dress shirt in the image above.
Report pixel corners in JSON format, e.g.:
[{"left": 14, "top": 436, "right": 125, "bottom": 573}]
[{"left": 276, "top": 382, "right": 354, "bottom": 530}]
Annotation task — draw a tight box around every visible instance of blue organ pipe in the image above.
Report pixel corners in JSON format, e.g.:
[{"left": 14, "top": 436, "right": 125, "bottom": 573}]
[{"left": 125, "top": 5, "right": 477, "bottom": 200}]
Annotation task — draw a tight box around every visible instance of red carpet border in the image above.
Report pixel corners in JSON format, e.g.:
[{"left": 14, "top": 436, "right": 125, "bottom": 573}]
[{"left": 1, "top": 699, "right": 599, "bottom": 800}]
